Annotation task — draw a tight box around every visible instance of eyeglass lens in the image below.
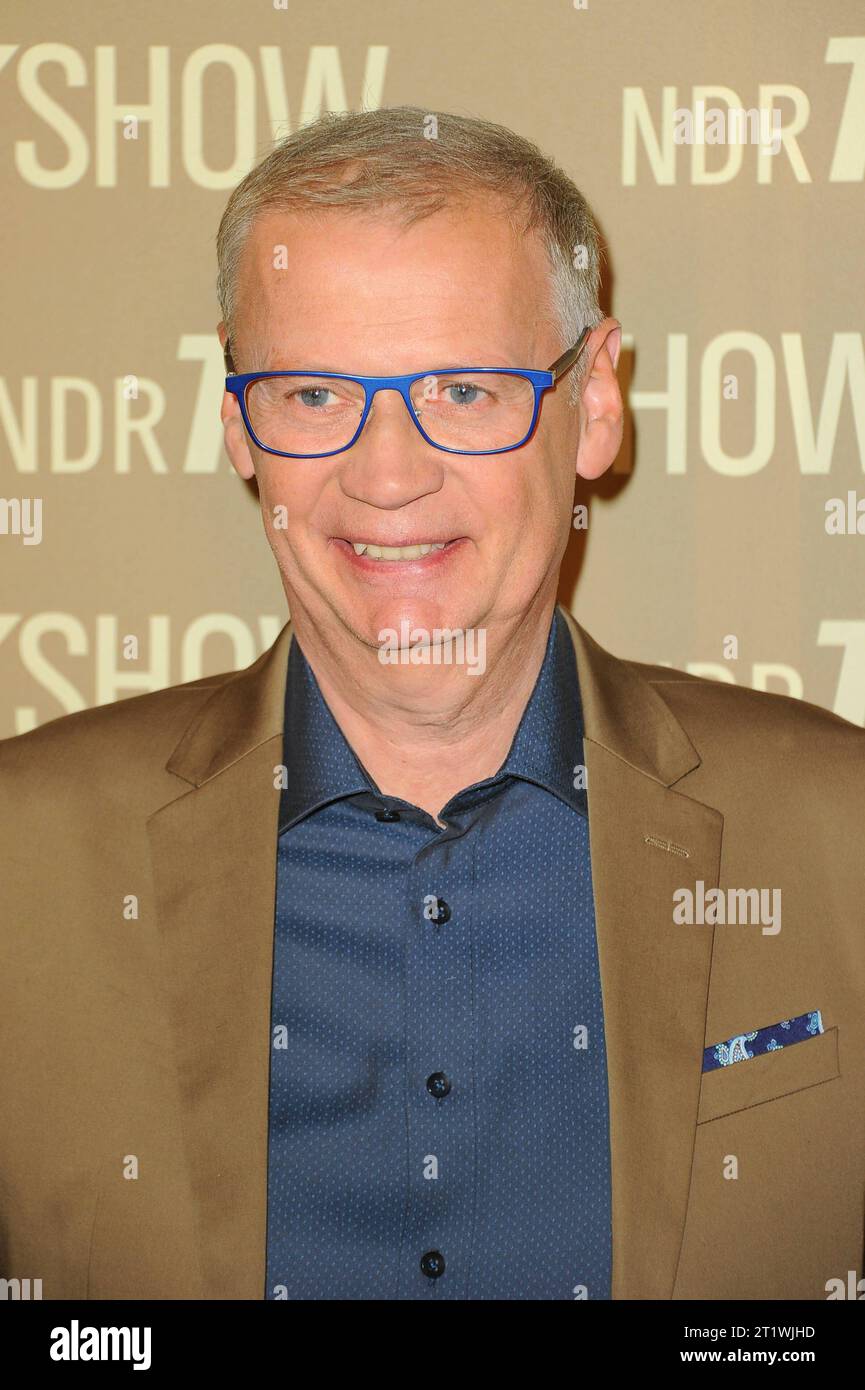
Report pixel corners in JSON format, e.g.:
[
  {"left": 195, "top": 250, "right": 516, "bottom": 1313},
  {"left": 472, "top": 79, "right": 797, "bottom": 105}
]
[{"left": 244, "top": 371, "right": 537, "bottom": 454}]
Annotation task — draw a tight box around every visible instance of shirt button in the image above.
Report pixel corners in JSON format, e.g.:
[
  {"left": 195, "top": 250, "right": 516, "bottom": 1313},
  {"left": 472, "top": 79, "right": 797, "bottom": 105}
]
[
  {"left": 426, "top": 897, "right": 451, "bottom": 925},
  {"left": 375, "top": 808, "right": 401, "bottom": 822},
  {"left": 426, "top": 1071, "right": 451, "bottom": 1099},
  {"left": 420, "top": 1250, "right": 445, "bottom": 1279}
]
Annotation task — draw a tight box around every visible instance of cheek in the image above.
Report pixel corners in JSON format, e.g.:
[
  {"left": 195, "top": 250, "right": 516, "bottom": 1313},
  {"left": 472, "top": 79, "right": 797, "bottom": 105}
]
[
  {"left": 533, "top": 441, "right": 575, "bottom": 522},
  {"left": 255, "top": 464, "right": 324, "bottom": 541},
  {"left": 496, "top": 449, "right": 566, "bottom": 534},
  {"left": 466, "top": 452, "right": 537, "bottom": 515}
]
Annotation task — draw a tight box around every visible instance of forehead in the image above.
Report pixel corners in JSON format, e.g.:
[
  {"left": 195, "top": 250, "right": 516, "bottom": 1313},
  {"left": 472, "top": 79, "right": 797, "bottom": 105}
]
[{"left": 234, "top": 197, "right": 557, "bottom": 366}]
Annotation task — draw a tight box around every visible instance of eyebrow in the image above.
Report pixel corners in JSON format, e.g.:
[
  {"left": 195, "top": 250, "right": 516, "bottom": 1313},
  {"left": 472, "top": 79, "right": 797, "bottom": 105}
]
[
  {"left": 246, "top": 332, "right": 531, "bottom": 374},
  {"left": 246, "top": 350, "right": 527, "bottom": 374}
]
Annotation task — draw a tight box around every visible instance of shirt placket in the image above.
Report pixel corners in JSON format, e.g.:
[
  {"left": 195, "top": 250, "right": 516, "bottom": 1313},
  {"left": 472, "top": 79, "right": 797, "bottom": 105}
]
[{"left": 396, "top": 817, "right": 479, "bottom": 1299}]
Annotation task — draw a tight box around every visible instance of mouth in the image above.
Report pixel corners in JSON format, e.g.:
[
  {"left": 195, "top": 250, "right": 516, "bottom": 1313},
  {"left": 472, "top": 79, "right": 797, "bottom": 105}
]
[
  {"left": 346, "top": 540, "right": 450, "bottom": 561},
  {"left": 331, "top": 536, "right": 464, "bottom": 571}
]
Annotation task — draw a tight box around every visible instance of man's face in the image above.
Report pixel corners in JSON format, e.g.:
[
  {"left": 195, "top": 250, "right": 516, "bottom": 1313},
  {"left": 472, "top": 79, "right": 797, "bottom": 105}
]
[{"left": 220, "top": 198, "right": 597, "bottom": 653}]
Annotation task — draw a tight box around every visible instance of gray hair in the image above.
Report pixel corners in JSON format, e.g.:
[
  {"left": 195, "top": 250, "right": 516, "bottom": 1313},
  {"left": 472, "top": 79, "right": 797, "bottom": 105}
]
[{"left": 216, "top": 106, "right": 604, "bottom": 403}]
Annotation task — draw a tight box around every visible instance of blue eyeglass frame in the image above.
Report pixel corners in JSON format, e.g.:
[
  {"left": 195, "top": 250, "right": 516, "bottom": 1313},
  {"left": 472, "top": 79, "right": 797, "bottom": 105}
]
[{"left": 222, "top": 325, "right": 591, "bottom": 458}]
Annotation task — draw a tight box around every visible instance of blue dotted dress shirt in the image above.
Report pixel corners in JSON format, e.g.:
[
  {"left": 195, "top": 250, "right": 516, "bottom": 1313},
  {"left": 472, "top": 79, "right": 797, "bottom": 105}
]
[{"left": 265, "top": 606, "right": 612, "bottom": 1300}]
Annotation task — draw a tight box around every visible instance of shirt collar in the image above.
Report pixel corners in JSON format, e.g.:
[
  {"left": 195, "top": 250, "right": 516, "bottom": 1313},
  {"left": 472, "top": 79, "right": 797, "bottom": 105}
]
[
  {"left": 278, "top": 638, "right": 374, "bottom": 832},
  {"left": 278, "top": 605, "right": 587, "bottom": 832},
  {"left": 496, "top": 605, "right": 587, "bottom": 815}
]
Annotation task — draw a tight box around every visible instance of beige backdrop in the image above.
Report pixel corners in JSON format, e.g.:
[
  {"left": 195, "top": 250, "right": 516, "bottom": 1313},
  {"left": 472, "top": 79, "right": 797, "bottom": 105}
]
[{"left": 2, "top": 0, "right": 864, "bottom": 736}]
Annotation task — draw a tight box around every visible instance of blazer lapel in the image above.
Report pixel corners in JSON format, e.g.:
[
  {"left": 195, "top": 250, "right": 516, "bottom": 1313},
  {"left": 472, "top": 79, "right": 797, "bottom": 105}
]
[
  {"left": 560, "top": 608, "right": 723, "bottom": 1299},
  {"left": 146, "top": 619, "right": 294, "bottom": 1299}
]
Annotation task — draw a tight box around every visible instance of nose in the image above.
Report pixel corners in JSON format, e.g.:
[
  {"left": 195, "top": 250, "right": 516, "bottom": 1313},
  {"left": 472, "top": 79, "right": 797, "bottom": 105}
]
[{"left": 337, "top": 386, "right": 446, "bottom": 510}]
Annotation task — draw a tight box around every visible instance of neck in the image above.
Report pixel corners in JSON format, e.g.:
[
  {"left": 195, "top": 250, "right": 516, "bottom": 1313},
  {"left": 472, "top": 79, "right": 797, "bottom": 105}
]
[{"left": 287, "top": 594, "right": 558, "bottom": 822}]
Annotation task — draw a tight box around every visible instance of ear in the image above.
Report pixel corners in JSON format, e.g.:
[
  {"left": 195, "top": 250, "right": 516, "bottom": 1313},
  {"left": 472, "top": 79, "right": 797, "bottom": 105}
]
[
  {"left": 575, "top": 317, "right": 624, "bottom": 481},
  {"left": 217, "top": 321, "right": 256, "bottom": 481}
]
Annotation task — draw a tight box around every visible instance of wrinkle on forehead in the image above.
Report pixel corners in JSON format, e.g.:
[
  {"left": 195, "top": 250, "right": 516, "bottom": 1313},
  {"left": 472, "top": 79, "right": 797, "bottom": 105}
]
[{"left": 234, "top": 200, "right": 559, "bottom": 374}]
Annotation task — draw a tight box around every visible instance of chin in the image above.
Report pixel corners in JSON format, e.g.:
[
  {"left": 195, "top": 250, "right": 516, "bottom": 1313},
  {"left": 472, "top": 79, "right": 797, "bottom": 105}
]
[{"left": 351, "top": 595, "right": 476, "bottom": 650}]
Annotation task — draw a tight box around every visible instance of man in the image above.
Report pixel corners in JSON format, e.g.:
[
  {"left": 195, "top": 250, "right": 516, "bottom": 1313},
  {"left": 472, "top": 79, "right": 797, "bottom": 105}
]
[{"left": 1, "top": 106, "right": 863, "bottom": 1302}]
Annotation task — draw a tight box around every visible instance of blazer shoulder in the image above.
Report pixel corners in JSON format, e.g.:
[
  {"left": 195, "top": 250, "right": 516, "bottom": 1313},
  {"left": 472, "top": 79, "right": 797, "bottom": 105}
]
[
  {"left": 0, "top": 667, "right": 240, "bottom": 805},
  {"left": 628, "top": 656, "right": 865, "bottom": 773}
]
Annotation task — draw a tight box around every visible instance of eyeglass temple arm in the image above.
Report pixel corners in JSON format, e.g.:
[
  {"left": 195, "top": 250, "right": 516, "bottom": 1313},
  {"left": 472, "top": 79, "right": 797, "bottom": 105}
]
[
  {"left": 224, "top": 338, "right": 237, "bottom": 376},
  {"left": 547, "top": 325, "right": 592, "bottom": 381}
]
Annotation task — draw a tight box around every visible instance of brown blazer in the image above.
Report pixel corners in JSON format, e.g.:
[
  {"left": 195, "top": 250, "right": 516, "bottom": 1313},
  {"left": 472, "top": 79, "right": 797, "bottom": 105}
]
[{"left": 1, "top": 606, "right": 863, "bottom": 1300}]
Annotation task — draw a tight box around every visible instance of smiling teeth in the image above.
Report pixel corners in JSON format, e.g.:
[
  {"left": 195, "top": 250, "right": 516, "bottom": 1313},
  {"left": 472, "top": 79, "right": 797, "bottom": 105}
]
[{"left": 351, "top": 542, "right": 447, "bottom": 560}]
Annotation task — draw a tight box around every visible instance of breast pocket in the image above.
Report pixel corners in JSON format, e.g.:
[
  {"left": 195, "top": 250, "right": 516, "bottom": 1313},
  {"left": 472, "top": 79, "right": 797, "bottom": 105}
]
[{"left": 696, "top": 1026, "right": 840, "bottom": 1124}]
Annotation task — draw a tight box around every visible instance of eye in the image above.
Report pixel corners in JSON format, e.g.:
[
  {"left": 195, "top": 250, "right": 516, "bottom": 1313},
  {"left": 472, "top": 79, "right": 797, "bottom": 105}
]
[
  {"left": 292, "top": 386, "right": 334, "bottom": 409},
  {"left": 448, "top": 381, "right": 486, "bottom": 405},
  {"left": 435, "top": 378, "right": 493, "bottom": 407}
]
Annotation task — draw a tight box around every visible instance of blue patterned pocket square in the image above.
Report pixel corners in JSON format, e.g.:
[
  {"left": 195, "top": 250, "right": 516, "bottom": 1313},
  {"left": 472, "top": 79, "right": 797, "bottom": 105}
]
[{"left": 703, "top": 1010, "right": 824, "bottom": 1072}]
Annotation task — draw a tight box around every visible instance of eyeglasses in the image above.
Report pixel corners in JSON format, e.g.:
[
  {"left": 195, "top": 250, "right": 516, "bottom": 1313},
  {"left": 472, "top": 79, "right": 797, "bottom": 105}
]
[{"left": 222, "top": 326, "right": 590, "bottom": 458}]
